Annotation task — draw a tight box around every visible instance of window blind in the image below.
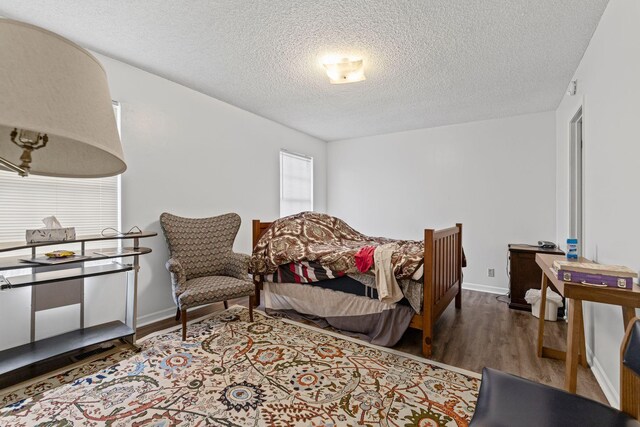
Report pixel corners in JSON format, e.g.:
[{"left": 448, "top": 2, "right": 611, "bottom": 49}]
[
  {"left": 0, "top": 103, "right": 121, "bottom": 244},
  {"left": 280, "top": 150, "right": 313, "bottom": 217}
]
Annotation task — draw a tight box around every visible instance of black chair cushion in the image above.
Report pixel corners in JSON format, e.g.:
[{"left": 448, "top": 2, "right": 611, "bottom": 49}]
[
  {"left": 624, "top": 320, "right": 640, "bottom": 376},
  {"left": 470, "top": 368, "right": 640, "bottom": 427}
]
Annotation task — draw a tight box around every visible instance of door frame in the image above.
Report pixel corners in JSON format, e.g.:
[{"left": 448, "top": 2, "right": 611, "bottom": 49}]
[{"left": 569, "top": 106, "right": 584, "bottom": 255}]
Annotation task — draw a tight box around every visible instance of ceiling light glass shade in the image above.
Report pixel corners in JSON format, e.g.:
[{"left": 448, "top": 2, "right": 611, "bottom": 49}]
[
  {"left": 323, "top": 58, "right": 366, "bottom": 84},
  {"left": 0, "top": 19, "right": 126, "bottom": 177}
]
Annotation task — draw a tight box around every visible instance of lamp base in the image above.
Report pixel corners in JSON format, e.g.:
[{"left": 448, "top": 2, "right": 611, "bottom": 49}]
[{"left": 10, "top": 128, "right": 48, "bottom": 176}]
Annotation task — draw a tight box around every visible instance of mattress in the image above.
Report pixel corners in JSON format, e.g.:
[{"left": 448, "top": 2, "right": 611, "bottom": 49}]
[
  {"left": 263, "top": 260, "right": 423, "bottom": 313},
  {"left": 263, "top": 281, "right": 415, "bottom": 347}
]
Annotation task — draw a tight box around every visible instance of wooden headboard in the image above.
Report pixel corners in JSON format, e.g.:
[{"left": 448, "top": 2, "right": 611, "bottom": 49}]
[{"left": 252, "top": 220, "right": 274, "bottom": 250}]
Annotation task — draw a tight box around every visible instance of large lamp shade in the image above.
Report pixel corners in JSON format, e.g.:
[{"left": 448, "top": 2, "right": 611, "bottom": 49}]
[{"left": 0, "top": 19, "right": 126, "bottom": 178}]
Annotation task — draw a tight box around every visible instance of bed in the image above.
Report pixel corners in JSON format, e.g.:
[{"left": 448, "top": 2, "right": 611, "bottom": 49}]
[{"left": 249, "top": 212, "right": 464, "bottom": 357}]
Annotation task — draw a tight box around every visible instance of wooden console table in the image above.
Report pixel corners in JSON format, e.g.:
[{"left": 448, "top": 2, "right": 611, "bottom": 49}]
[
  {"left": 536, "top": 253, "right": 640, "bottom": 393},
  {"left": 0, "top": 232, "right": 156, "bottom": 383}
]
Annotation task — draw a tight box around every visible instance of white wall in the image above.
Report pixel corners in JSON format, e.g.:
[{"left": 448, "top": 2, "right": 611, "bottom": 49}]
[
  {"left": 327, "top": 111, "right": 557, "bottom": 292},
  {"left": 555, "top": 0, "right": 640, "bottom": 407},
  {"left": 98, "top": 54, "right": 327, "bottom": 325}
]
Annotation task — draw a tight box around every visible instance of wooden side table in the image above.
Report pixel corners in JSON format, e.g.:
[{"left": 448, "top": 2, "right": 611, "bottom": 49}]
[
  {"left": 508, "top": 244, "right": 564, "bottom": 312},
  {"left": 535, "top": 253, "right": 640, "bottom": 393}
]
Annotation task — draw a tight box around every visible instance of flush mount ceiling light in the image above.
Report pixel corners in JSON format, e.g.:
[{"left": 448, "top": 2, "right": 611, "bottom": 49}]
[{"left": 323, "top": 57, "right": 365, "bottom": 84}]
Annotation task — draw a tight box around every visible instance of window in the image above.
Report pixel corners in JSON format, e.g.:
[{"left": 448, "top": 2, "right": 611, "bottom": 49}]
[
  {"left": 280, "top": 150, "right": 313, "bottom": 217},
  {"left": 0, "top": 102, "right": 122, "bottom": 245}
]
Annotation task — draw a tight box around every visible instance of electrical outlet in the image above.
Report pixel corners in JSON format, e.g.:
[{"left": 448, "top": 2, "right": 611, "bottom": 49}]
[{"left": 488, "top": 268, "right": 495, "bottom": 278}]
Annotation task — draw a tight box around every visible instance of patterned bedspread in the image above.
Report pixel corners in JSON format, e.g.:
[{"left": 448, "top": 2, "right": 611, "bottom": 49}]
[{"left": 249, "top": 212, "right": 424, "bottom": 279}]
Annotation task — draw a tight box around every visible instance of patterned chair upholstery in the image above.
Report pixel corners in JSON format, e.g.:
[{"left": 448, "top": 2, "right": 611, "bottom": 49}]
[{"left": 160, "top": 212, "right": 255, "bottom": 340}]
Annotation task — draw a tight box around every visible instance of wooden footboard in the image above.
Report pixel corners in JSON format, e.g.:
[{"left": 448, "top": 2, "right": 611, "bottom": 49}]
[
  {"left": 251, "top": 219, "right": 463, "bottom": 358},
  {"left": 409, "top": 223, "right": 463, "bottom": 357}
]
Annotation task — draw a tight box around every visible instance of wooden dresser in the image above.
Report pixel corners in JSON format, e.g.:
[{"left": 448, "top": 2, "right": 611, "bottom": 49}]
[{"left": 508, "top": 244, "right": 565, "bottom": 312}]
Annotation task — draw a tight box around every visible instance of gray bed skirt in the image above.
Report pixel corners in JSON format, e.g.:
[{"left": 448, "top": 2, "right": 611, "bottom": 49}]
[{"left": 264, "top": 282, "right": 415, "bottom": 347}]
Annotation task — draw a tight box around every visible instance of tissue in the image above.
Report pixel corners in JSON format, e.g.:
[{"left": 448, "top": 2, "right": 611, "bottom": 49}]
[
  {"left": 26, "top": 216, "right": 76, "bottom": 243},
  {"left": 42, "top": 216, "right": 62, "bottom": 229}
]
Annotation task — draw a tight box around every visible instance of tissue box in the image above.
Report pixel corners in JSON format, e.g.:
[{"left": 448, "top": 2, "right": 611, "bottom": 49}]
[{"left": 26, "top": 227, "right": 76, "bottom": 243}]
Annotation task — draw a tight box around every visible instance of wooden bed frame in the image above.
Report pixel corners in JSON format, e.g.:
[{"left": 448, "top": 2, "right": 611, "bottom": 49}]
[{"left": 251, "top": 220, "right": 463, "bottom": 357}]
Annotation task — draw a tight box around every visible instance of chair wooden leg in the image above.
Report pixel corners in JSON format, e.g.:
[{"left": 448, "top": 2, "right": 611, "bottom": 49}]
[
  {"left": 181, "top": 309, "right": 187, "bottom": 341},
  {"left": 249, "top": 296, "right": 254, "bottom": 322},
  {"left": 223, "top": 301, "right": 228, "bottom": 310},
  {"left": 175, "top": 308, "right": 181, "bottom": 321},
  {"left": 253, "top": 280, "right": 261, "bottom": 307}
]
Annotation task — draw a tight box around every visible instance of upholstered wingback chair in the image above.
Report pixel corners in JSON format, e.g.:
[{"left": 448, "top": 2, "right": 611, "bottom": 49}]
[{"left": 160, "top": 212, "right": 255, "bottom": 340}]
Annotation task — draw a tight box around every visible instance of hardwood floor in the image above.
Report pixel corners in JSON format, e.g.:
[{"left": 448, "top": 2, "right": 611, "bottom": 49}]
[
  {"left": 396, "top": 289, "right": 607, "bottom": 403},
  {"left": 139, "top": 289, "right": 607, "bottom": 404}
]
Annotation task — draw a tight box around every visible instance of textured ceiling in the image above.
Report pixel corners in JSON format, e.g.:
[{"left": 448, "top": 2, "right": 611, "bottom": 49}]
[{"left": 0, "top": 1, "right": 609, "bottom": 141}]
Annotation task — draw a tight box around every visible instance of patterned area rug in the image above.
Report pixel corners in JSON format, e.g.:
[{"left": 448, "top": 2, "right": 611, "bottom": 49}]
[
  {"left": 1, "top": 307, "right": 480, "bottom": 426},
  {"left": 0, "top": 347, "right": 138, "bottom": 409}
]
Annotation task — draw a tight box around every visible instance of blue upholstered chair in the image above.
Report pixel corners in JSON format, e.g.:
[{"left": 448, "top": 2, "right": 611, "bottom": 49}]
[{"left": 470, "top": 318, "right": 640, "bottom": 427}]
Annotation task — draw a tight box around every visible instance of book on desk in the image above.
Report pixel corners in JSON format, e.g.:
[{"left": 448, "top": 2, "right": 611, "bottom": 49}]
[{"left": 553, "top": 259, "right": 637, "bottom": 289}]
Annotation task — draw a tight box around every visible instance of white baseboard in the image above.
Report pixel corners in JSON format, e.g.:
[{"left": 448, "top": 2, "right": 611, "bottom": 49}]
[
  {"left": 136, "top": 307, "right": 177, "bottom": 327},
  {"left": 462, "top": 282, "right": 508, "bottom": 295},
  {"left": 136, "top": 305, "right": 224, "bottom": 327},
  {"left": 586, "top": 345, "right": 618, "bottom": 408}
]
